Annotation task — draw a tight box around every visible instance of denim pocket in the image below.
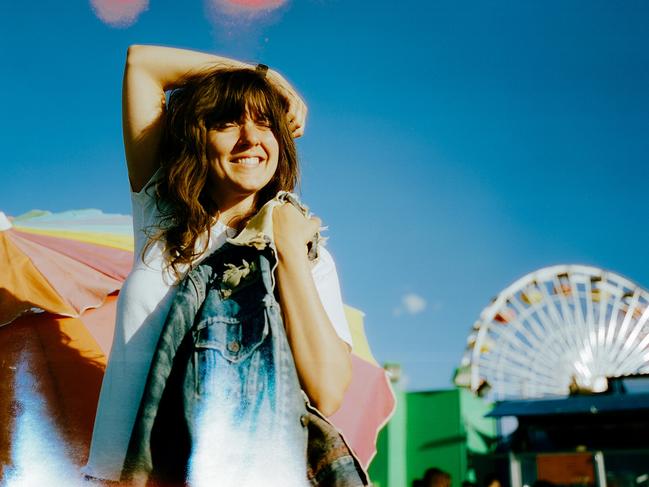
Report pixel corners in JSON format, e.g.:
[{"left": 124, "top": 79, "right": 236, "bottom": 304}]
[
  {"left": 191, "top": 252, "right": 274, "bottom": 401},
  {"left": 192, "top": 304, "right": 273, "bottom": 403},
  {"left": 194, "top": 305, "right": 269, "bottom": 364}
]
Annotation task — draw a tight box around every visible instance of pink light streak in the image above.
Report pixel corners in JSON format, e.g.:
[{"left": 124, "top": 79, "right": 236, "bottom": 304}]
[
  {"left": 207, "top": 0, "right": 287, "bottom": 17},
  {"left": 226, "top": 0, "right": 285, "bottom": 8}
]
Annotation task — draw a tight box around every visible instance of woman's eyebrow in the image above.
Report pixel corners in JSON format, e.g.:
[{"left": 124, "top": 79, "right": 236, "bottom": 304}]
[{"left": 251, "top": 112, "right": 271, "bottom": 122}]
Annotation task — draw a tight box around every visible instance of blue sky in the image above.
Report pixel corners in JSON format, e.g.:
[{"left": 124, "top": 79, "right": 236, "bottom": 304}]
[{"left": 2, "top": 0, "right": 648, "bottom": 390}]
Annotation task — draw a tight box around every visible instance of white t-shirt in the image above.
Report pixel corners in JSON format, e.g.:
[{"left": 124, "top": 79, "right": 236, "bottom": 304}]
[{"left": 83, "top": 172, "right": 352, "bottom": 481}]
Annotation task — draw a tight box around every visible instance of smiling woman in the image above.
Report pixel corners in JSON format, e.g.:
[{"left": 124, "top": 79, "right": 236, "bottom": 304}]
[
  {"left": 145, "top": 67, "right": 299, "bottom": 279},
  {"left": 82, "top": 45, "right": 364, "bottom": 486}
]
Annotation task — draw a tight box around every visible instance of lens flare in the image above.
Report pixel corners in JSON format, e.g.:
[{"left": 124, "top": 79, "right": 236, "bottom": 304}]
[
  {"left": 4, "top": 353, "right": 85, "bottom": 487},
  {"left": 89, "top": 0, "right": 149, "bottom": 28},
  {"left": 187, "top": 399, "right": 307, "bottom": 487}
]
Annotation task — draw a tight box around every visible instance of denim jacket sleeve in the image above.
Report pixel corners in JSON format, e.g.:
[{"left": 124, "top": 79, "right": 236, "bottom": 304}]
[{"left": 121, "top": 263, "right": 213, "bottom": 483}]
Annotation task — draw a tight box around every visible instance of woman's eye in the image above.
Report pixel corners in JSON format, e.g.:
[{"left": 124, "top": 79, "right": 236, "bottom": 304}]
[
  {"left": 256, "top": 120, "right": 272, "bottom": 129},
  {"left": 215, "top": 122, "right": 238, "bottom": 130}
]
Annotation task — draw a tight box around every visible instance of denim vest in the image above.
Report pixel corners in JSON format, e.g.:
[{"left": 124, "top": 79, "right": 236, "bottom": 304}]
[{"left": 122, "top": 193, "right": 369, "bottom": 487}]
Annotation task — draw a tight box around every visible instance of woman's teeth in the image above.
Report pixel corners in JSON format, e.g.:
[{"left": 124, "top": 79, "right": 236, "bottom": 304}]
[{"left": 234, "top": 157, "right": 261, "bottom": 166}]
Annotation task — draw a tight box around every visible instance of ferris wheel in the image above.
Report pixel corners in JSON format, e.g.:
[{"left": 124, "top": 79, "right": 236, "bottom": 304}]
[{"left": 454, "top": 265, "right": 649, "bottom": 401}]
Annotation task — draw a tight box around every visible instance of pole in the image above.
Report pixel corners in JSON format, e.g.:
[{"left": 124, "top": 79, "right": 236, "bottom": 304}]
[{"left": 385, "top": 363, "right": 407, "bottom": 487}]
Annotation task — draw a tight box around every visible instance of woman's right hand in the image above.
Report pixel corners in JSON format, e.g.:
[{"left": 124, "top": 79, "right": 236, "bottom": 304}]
[{"left": 267, "top": 71, "right": 308, "bottom": 138}]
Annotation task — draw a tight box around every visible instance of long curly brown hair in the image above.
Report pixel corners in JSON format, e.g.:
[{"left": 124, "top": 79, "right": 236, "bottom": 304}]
[{"left": 143, "top": 67, "right": 299, "bottom": 279}]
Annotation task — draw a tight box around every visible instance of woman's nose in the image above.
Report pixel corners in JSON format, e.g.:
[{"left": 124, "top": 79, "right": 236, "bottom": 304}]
[{"left": 239, "top": 121, "right": 261, "bottom": 146}]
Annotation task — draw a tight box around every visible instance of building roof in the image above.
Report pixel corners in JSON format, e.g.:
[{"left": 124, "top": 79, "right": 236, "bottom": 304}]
[{"left": 487, "top": 376, "right": 649, "bottom": 417}]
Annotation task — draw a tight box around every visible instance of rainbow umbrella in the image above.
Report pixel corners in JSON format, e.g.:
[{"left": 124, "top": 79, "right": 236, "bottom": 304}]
[
  {"left": 0, "top": 208, "right": 131, "bottom": 477},
  {"left": 0, "top": 209, "right": 133, "bottom": 328},
  {"left": 0, "top": 208, "right": 394, "bottom": 475}
]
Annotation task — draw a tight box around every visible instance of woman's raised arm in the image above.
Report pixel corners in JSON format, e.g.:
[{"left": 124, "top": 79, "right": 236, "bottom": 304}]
[{"left": 122, "top": 44, "right": 307, "bottom": 193}]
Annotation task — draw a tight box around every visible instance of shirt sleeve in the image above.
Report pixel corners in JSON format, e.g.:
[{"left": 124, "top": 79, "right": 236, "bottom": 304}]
[
  {"left": 310, "top": 246, "right": 353, "bottom": 349},
  {"left": 129, "top": 167, "right": 165, "bottom": 261}
]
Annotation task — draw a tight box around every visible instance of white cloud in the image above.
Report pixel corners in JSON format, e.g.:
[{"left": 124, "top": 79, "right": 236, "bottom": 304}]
[{"left": 393, "top": 293, "right": 428, "bottom": 316}]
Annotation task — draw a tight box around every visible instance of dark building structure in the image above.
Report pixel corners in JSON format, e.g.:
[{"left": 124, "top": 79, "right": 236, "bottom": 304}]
[{"left": 482, "top": 376, "right": 649, "bottom": 487}]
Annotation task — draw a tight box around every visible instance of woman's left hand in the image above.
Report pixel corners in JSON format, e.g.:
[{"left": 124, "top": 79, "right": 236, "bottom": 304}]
[{"left": 272, "top": 203, "right": 321, "bottom": 258}]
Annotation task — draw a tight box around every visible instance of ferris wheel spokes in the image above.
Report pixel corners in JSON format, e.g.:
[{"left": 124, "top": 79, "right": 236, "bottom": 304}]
[{"left": 457, "top": 265, "right": 649, "bottom": 400}]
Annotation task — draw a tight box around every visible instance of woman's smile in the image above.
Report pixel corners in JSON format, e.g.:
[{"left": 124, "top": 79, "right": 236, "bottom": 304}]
[
  {"left": 230, "top": 156, "right": 263, "bottom": 167},
  {"left": 206, "top": 114, "right": 280, "bottom": 202}
]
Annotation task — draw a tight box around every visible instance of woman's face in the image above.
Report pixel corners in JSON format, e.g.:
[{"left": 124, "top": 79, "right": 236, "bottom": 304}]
[{"left": 205, "top": 112, "right": 279, "bottom": 202}]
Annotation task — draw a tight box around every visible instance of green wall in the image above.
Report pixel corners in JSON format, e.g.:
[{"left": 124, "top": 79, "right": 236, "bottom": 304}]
[
  {"left": 407, "top": 390, "right": 464, "bottom": 487},
  {"left": 368, "top": 388, "right": 496, "bottom": 487}
]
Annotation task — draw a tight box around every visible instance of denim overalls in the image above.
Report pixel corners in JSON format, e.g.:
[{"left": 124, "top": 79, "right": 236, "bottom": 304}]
[{"left": 122, "top": 193, "right": 368, "bottom": 487}]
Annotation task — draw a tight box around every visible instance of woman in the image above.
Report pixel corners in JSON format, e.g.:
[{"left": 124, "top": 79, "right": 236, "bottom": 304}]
[{"left": 83, "top": 45, "right": 354, "bottom": 483}]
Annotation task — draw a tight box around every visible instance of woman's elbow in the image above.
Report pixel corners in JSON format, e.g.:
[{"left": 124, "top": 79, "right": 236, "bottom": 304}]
[
  {"left": 313, "top": 357, "right": 352, "bottom": 416},
  {"left": 125, "top": 44, "right": 146, "bottom": 67}
]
